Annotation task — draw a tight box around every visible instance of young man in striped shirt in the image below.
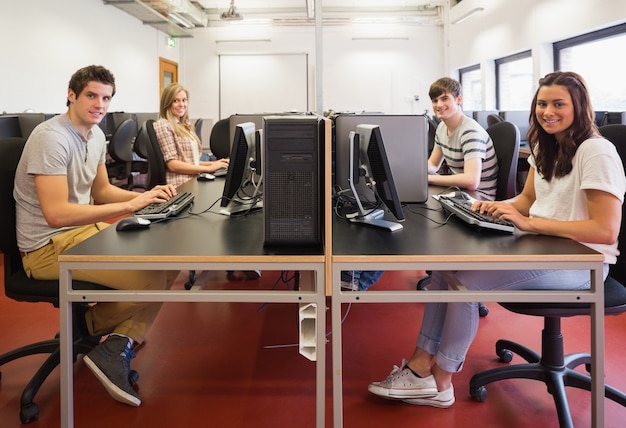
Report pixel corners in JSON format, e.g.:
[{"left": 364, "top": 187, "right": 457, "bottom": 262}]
[{"left": 427, "top": 77, "right": 498, "bottom": 201}]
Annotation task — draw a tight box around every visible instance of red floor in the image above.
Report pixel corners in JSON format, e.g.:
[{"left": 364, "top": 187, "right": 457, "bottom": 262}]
[{"left": 1, "top": 269, "right": 625, "bottom": 427}]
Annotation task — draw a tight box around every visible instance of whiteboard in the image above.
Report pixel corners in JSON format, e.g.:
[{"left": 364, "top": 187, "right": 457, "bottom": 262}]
[{"left": 219, "top": 53, "right": 309, "bottom": 118}]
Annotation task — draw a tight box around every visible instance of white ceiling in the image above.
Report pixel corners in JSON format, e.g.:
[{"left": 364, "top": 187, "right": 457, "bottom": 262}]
[{"left": 104, "top": 0, "right": 447, "bottom": 37}]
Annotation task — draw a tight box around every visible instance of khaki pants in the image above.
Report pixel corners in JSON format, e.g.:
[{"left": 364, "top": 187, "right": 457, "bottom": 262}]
[{"left": 22, "top": 223, "right": 179, "bottom": 343}]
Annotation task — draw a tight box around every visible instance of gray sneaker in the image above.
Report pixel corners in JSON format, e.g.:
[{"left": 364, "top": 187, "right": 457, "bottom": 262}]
[
  {"left": 368, "top": 359, "right": 438, "bottom": 399},
  {"left": 83, "top": 335, "right": 141, "bottom": 407}
]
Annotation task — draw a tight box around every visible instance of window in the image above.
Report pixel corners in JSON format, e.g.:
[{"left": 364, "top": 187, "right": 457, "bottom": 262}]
[
  {"left": 554, "top": 23, "right": 626, "bottom": 111},
  {"left": 459, "top": 65, "right": 481, "bottom": 111},
  {"left": 495, "top": 50, "right": 533, "bottom": 110}
]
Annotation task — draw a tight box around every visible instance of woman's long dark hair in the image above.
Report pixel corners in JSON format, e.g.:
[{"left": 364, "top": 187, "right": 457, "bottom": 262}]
[{"left": 527, "top": 71, "right": 598, "bottom": 181}]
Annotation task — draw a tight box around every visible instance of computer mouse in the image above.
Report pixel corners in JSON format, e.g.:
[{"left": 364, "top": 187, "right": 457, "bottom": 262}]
[
  {"left": 116, "top": 217, "right": 151, "bottom": 232},
  {"left": 197, "top": 173, "right": 215, "bottom": 181}
]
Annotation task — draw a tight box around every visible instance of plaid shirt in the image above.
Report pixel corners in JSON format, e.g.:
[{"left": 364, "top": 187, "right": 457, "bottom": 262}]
[{"left": 153, "top": 118, "right": 201, "bottom": 188}]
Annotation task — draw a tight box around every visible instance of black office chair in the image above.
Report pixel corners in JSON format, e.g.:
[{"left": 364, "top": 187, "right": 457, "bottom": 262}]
[
  {"left": 427, "top": 116, "right": 437, "bottom": 155},
  {"left": 469, "top": 134, "right": 626, "bottom": 428},
  {"left": 486, "top": 113, "right": 504, "bottom": 127},
  {"left": 417, "top": 121, "right": 520, "bottom": 318},
  {"left": 487, "top": 120, "right": 520, "bottom": 201},
  {"left": 143, "top": 120, "right": 198, "bottom": 289},
  {"left": 106, "top": 118, "right": 147, "bottom": 190},
  {"left": 0, "top": 137, "right": 110, "bottom": 424},
  {"left": 209, "top": 118, "right": 231, "bottom": 159},
  {"left": 194, "top": 118, "right": 204, "bottom": 145},
  {"left": 142, "top": 119, "right": 168, "bottom": 190},
  {"left": 599, "top": 124, "right": 626, "bottom": 285}
]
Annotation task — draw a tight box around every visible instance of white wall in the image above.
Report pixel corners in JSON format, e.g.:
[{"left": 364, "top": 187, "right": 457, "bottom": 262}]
[
  {"left": 2, "top": 0, "right": 624, "bottom": 117},
  {"left": 0, "top": 0, "right": 442, "bottom": 121},
  {"left": 180, "top": 22, "right": 442, "bottom": 122},
  {"left": 448, "top": 0, "right": 626, "bottom": 107},
  {"left": 0, "top": 0, "right": 179, "bottom": 114}
]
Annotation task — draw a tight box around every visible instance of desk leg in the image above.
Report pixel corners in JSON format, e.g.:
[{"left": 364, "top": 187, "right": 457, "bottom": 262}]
[
  {"left": 332, "top": 271, "right": 344, "bottom": 428},
  {"left": 59, "top": 266, "right": 74, "bottom": 427},
  {"left": 591, "top": 267, "right": 605, "bottom": 428}
]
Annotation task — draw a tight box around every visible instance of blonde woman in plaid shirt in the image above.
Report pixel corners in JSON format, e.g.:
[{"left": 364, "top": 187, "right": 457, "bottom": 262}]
[{"left": 154, "top": 83, "right": 229, "bottom": 188}]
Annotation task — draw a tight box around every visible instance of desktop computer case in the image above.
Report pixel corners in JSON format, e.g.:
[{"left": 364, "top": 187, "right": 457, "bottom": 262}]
[{"left": 263, "top": 116, "right": 323, "bottom": 246}]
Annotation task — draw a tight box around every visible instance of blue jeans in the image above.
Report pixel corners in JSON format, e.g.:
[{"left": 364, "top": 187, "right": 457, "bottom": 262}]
[
  {"left": 416, "top": 268, "right": 602, "bottom": 374},
  {"left": 341, "top": 270, "right": 384, "bottom": 291}
]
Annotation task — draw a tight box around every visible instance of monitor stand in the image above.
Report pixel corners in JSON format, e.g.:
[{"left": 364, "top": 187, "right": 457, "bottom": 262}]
[
  {"left": 348, "top": 208, "right": 403, "bottom": 231},
  {"left": 220, "top": 199, "right": 263, "bottom": 216}
]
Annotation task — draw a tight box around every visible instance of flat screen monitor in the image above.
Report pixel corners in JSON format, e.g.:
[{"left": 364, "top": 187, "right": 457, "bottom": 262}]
[
  {"left": 348, "top": 124, "right": 404, "bottom": 231},
  {"left": 334, "top": 114, "right": 428, "bottom": 203},
  {"left": 220, "top": 122, "right": 262, "bottom": 215}
]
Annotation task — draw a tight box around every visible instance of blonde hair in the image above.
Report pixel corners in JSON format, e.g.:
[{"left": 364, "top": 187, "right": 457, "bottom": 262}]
[{"left": 159, "top": 83, "right": 201, "bottom": 146}]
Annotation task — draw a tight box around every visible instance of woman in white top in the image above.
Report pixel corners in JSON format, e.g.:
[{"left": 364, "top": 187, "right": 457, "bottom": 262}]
[{"left": 368, "top": 71, "right": 626, "bottom": 408}]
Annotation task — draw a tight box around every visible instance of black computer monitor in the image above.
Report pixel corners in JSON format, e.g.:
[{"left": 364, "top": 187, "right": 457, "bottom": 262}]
[
  {"left": 219, "top": 122, "right": 263, "bottom": 215},
  {"left": 348, "top": 124, "right": 404, "bottom": 231}
]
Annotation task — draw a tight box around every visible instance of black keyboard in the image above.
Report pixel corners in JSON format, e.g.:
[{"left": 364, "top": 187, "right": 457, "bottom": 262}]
[
  {"left": 438, "top": 195, "right": 515, "bottom": 233},
  {"left": 135, "top": 192, "right": 195, "bottom": 220}
]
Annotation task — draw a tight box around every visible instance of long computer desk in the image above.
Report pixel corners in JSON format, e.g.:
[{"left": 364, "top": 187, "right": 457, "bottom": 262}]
[
  {"left": 331, "top": 188, "right": 606, "bottom": 428},
  {"left": 57, "top": 178, "right": 328, "bottom": 428}
]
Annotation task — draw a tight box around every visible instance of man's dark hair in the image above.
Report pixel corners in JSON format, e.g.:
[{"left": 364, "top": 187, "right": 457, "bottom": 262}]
[
  {"left": 428, "top": 77, "right": 462, "bottom": 101},
  {"left": 66, "top": 65, "right": 116, "bottom": 107}
]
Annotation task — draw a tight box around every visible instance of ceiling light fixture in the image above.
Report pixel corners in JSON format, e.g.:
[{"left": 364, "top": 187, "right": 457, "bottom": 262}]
[
  {"left": 169, "top": 12, "right": 195, "bottom": 29},
  {"left": 451, "top": 7, "right": 484, "bottom": 25}
]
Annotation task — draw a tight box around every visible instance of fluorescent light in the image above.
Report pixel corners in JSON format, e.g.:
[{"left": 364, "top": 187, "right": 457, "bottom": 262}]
[
  {"left": 169, "top": 12, "right": 195, "bottom": 28},
  {"left": 451, "top": 7, "right": 484, "bottom": 25},
  {"left": 307, "top": 0, "right": 315, "bottom": 19}
]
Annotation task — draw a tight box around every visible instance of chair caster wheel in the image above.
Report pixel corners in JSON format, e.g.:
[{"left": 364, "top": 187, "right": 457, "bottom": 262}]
[
  {"left": 129, "top": 369, "right": 139, "bottom": 385},
  {"left": 497, "top": 348, "right": 514, "bottom": 363},
  {"left": 470, "top": 385, "right": 487, "bottom": 402},
  {"left": 20, "top": 403, "right": 39, "bottom": 424},
  {"left": 478, "top": 303, "right": 489, "bottom": 317},
  {"left": 416, "top": 276, "right": 431, "bottom": 290}
]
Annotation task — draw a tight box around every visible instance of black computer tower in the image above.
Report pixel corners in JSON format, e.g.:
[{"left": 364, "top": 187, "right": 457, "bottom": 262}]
[{"left": 263, "top": 115, "right": 324, "bottom": 246}]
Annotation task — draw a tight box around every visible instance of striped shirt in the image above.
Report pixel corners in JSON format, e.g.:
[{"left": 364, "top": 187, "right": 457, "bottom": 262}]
[{"left": 434, "top": 115, "right": 498, "bottom": 200}]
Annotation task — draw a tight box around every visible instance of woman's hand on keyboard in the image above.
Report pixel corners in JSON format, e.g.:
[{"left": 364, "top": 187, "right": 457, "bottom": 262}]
[{"left": 473, "top": 200, "right": 525, "bottom": 228}]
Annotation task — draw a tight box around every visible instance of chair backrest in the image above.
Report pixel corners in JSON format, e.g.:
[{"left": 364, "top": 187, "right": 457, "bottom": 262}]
[
  {"left": 427, "top": 117, "right": 437, "bottom": 154},
  {"left": 0, "top": 137, "right": 28, "bottom": 278},
  {"left": 1, "top": 138, "right": 108, "bottom": 305},
  {"left": 133, "top": 122, "right": 149, "bottom": 160},
  {"left": 107, "top": 118, "right": 137, "bottom": 163},
  {"left": 194, "top": 118, "right": 203, "bottom": 142},
  {"left": 500, "top": 111, "right": 530, "bottom": 143},
  {"left": 487, "top": 113, "right": 504, "bottom": 127},
  {"left": 486, "top": 121, "right": 520, "bottom": 200},
  {"left": 599, "top": 124, "right": 626, "bottom": 284},
  {"left": 209, "top": 118, "right": 231, "bottom": 159},
  {"left": 143, "top": 119, "right": 167, "bottom": 188}
]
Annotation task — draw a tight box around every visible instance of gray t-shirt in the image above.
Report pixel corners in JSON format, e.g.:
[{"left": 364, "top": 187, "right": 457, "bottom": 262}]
[{"left": 14, "top": 113, "right": 107, "bottom": 252}]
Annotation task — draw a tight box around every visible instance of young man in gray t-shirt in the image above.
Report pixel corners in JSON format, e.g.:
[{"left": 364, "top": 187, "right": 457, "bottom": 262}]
[{"left": 14, "top": 65, "right": 178, "bottom": 407}]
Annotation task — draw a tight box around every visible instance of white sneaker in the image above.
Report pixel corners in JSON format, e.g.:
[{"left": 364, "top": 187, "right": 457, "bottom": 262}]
[
  {"left": 403, "top": 385, "right": 455, "bottom": 408},
  {"left": 368, "top": 359, "right": 438, "bottom": 399}
]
